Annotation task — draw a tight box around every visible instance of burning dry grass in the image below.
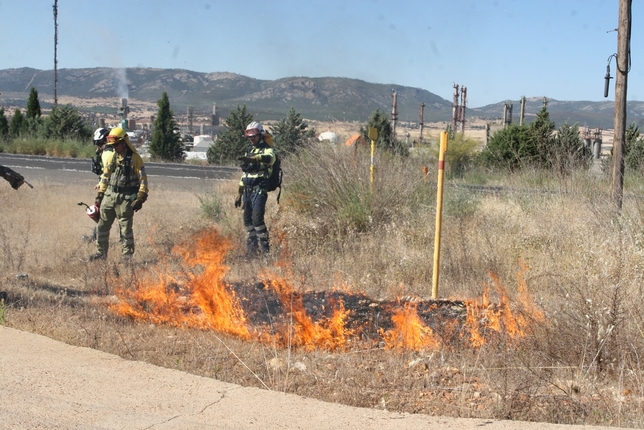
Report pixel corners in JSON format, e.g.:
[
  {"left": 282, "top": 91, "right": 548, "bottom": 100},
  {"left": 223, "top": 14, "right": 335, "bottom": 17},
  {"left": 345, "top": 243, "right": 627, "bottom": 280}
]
[
  {"left": 104, "top": 227, "right": 542, "bottom": 352},
  {"left": 2, "top": 161, "right": 644, "bottom": 427}
]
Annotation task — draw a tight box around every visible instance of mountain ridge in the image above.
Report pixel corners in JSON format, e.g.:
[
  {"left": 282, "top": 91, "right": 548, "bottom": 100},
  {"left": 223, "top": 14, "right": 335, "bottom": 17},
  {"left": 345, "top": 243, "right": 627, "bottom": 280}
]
[{"left": 0, "top": 67, "right": 641, "bottom": 130}]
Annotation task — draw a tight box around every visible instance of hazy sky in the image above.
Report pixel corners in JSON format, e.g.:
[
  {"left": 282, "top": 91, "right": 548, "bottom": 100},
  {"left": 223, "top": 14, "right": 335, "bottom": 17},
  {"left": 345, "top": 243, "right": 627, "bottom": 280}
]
[{"left": 0, "top": 0, "right": 639, "bottom": 107}]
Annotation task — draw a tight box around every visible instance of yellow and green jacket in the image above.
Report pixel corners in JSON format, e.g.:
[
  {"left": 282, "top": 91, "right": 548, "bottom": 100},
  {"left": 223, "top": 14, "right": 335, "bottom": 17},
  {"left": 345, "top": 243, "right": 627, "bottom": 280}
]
[
  {"left": 238, "top": 142, "right": 275, "bottom": 189},
  {"left": 98, "top": 149, "right": 148, "bottom": 196}
]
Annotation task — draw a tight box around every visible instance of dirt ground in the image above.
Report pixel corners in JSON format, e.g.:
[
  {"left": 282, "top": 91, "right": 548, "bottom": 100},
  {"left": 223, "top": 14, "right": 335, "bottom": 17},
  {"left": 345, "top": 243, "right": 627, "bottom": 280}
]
[{"left": 0, "top": 326, "right": 622, "bottom": 430}]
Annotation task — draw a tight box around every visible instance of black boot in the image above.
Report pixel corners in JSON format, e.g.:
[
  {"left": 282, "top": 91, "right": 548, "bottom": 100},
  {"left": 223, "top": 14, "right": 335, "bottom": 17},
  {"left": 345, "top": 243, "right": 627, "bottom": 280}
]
[
  {"left": 88, "top": 252, "right": 106, "bottom": 261},
  {"left": 246, "top": 230, "right": 258, "bottom": 256},
  {"left": 258, "top": 236, "right": 270, "bottom": 254}
]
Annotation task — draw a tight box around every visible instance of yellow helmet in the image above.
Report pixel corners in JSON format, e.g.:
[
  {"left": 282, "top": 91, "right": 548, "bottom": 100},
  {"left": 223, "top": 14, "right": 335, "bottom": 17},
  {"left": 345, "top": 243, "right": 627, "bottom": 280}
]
[{"left": 106, "top": 127, "right": 131, "bottom": 146}]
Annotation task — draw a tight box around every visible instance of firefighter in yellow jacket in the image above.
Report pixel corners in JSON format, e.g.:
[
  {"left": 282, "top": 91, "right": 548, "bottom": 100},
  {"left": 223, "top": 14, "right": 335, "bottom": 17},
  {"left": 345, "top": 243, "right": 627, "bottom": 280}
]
[{"left": 89, "top": 127, "right": 148, "bottom": 261}]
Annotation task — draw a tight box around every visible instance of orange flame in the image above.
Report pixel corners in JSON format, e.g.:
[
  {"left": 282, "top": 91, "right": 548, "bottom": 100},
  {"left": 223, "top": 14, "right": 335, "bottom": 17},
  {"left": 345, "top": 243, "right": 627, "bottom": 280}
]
[
  {"left": 108, "top": 229, "right": 544, "bottom": 352},
  {"left": 262, "top": 272, "right": 353, "bottom": 350},
  {"left": 380, "top": 302, "right": 441, "bottom": 351},
  {"left": 464, "top": 261, "right": 544, "bottom": 347},
  {"left": 110, "top": 230, "right": 251, "bottom": 339}
]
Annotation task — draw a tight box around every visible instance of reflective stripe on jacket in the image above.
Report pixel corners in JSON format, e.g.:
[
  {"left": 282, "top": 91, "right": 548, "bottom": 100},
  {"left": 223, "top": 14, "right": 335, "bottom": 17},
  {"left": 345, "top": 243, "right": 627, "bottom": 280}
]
[{"left": 239, "top": 142, "right": 275, "bottom": 188}]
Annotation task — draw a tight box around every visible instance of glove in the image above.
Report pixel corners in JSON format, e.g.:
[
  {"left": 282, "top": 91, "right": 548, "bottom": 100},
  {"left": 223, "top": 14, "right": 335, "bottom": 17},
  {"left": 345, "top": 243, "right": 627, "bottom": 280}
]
[
  {"left": 95, "top": 192, "right": 104, "bottom": 207},
  {"left": 237, "top": 156, "right": 257, "bottom": 163},
  {"left": 130, "top": 199, "right": 143, "bottom": 212},
  {"left": 130, "top": 191, "right": 147, "bottom": 212}
]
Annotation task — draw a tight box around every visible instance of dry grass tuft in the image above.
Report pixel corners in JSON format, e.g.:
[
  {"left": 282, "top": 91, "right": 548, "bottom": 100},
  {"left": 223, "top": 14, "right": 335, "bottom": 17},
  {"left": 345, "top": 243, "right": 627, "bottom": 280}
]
[{"left": 2, "top": 152, "right": 644, "bottom": 428}]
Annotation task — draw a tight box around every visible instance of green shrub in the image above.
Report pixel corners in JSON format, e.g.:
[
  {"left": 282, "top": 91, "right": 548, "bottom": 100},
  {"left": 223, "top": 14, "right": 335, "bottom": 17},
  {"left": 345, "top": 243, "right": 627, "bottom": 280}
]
[
  {"left": 479, "top": 124, "right": 534, "bottom": 171},
  {"left": 0, "top": 138, "right": 94, "bottom": 157},
  {"left": 284, "top": 142, "right": 432, "bottom": 235},
  {"left": 430, "top": 132, "right": 480, "bottom": 178},
  {"left": 198, "top": 192, "right": 225, "bottom": 221}
]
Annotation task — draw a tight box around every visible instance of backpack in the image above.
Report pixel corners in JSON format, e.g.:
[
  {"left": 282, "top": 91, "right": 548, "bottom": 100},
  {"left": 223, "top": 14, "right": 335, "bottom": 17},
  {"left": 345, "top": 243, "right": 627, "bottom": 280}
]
[{"left": 266, "top": 154, "right": 282, "bottom": 203}]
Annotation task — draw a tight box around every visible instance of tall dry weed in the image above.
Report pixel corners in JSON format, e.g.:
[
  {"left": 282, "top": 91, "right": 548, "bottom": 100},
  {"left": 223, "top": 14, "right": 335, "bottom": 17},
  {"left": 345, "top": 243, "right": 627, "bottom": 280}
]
[{"left": 3, "top": 155, "right": 644, "bottom": 427}]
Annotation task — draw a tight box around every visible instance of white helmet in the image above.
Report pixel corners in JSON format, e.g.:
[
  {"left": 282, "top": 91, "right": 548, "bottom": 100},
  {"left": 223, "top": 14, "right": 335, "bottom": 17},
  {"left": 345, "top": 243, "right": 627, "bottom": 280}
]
[
  {"left": 244, "top": 121, "right": 265, "bottom": 137},
  {"left": 93, "top": 127, "right": 110, "bottom": 145}
]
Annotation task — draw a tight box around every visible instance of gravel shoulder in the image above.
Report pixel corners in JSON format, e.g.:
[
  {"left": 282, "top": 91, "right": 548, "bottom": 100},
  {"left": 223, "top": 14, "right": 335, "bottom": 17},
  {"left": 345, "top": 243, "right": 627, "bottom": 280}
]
[{"left": 0, "top": 327, "right": 619, "bottom": 430}]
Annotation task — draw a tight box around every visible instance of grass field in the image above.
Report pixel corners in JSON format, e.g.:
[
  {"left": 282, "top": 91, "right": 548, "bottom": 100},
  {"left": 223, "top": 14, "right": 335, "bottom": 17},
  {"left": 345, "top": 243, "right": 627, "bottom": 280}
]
[{"left": 1, "top": 141, "right": 643, "bottom": 427}]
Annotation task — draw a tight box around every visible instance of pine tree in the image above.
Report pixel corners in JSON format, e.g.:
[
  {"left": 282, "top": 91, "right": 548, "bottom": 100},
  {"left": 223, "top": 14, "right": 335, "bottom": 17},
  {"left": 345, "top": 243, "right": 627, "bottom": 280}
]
[
  {"left": 0, "top": 108, "right": 9, "bottom": 138},
  {"left": 528, "top": 102, "right": 556, "bottom": 167},
  {"left": 551, "top": 122, "right": 591, "bottom": 174},
  {"left": 149, "top": 92, "right": 184, "bottom": 162},
  {"left": 41, "top": 104, "right": 91, "bottom": 140},
  {"left": 207, "top": 105, "right": 254, "bottom": 165},
  {"left": 624, "top": 124, "right": 644, "bottom": 171},
  {"left": 26, "top": 87, "right": 41, "bottom": 119},
  {"left": 23, "top": 87, "right": 43, "bottom": 136},
  {"left": 272, "top": 107, "right": 316, "bottom": 155},
  {"left": 9, "top": 108, "right": 24, "bottom": 138},
  {"left": 359, "top": 109, "right": 408, "bottom": 156}
]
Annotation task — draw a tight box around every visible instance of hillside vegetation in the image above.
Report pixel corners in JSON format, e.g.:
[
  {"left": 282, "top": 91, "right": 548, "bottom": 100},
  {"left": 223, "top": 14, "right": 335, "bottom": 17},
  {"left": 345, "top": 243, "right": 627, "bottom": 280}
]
[{"left": 1, "top": 67, "right": 641, "bottom": 128}]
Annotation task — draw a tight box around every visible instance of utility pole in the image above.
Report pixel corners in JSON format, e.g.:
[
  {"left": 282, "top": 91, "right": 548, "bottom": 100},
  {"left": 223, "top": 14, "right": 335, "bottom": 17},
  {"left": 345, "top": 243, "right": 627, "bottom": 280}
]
[
  {"left": 459, "top": 86, "right": 467, "bottom": 133},
  {"left": 187, "top": 105, "right": 194, "bottom": 135},
  {"left": 418, "top": 102, "right": 425, "bottom": 144},
  {"left": 611, "top": 0, "right": 632, "bottom": 210},
  {"left": 503, "top": 102, "right": 513, "bottom": 128},
  {"left": 390, "top": 89, "right": 398, "bottom": 136},
  {"left": 53, "top": 0, "right": 58, "bottom": 106},
  {"left": 451, "top": 84, "right": 459, "bottom": 132}
]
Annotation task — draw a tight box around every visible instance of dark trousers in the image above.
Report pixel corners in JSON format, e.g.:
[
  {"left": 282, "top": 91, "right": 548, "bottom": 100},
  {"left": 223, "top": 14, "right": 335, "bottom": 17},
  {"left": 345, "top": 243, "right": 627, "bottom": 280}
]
[{"left": 242, "top": 188, "right": 269, "bottom": 254}]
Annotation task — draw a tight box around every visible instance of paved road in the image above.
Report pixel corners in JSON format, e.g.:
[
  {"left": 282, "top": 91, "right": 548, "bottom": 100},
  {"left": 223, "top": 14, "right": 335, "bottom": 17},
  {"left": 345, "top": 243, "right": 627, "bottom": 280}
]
[
  {"left": 0, "top": 152, "right": 237, "bottom": 181},
  {"left": 0, "top": 327, "right": 619, "bottom": 430}
]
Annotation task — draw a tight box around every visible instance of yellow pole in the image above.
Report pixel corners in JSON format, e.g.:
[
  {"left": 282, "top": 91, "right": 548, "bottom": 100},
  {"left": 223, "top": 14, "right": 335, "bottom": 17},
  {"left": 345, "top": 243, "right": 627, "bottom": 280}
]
[
  {"left": 370, "top": 138, "right": 375, "bottom": 191},
  {"left": 368, "top": 127, "right": 378, "bottom": 193},
  {"left": 432, "top": 131, "right": 448, "bottom": 299}
]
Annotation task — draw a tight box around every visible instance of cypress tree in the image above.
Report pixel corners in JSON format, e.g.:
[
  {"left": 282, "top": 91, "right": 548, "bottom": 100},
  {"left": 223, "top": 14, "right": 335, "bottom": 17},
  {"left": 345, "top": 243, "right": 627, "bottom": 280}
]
[
  {"left": 150, "top": 92, "right": 184, "bottom": 162},
  {"left": 0, "top": 108, "right": 9, "bottom": 138},
  {"left": 272, "top": 107, "right": 316, "bottom": 155},
  {"left": 528, "top": 103, "right": 556, "bottom": 168},
  {"left": 360, "top": 109, "right": 408, "bottom": 156},
  {"left": 207, "top": 105, "right": 254, "bottom": 165},
  {"left": 26, "top": 87, "right": 41, "bottom": 119},
  {"left": 9, "top": 108, "right": 24, "bottom": 138}
]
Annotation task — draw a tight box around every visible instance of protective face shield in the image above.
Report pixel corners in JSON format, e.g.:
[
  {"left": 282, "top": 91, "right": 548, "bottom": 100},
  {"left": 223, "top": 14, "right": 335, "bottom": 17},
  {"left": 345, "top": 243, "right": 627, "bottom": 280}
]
[
  {"left": 243, "top": 121, "right": 273, "bottom": 146},
  {"left": 243, "top": 121, "right": 264, "bottom": 138},
  {"left": 106, "top": 127, "right": 128, "bottom": 145}
]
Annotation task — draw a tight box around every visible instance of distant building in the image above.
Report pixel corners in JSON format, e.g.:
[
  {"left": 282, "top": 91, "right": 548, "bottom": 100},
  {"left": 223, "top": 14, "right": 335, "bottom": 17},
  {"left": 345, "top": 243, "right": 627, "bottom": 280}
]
[
  {"left": 184, "top": 134, "right": 214, "bottom": 160},
  {"left": 192, "top": 135, "right": 214, "bottom": 152},
  {"left": 318, "top": 131, "right": 338, "bottom": 143}
]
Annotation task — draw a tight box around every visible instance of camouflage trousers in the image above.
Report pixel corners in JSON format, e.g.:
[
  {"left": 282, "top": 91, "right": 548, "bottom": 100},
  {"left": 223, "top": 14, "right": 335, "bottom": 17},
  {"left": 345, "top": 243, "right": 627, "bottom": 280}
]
[{"left": 95, "top": 192, "right": 136, "bottom": 257}]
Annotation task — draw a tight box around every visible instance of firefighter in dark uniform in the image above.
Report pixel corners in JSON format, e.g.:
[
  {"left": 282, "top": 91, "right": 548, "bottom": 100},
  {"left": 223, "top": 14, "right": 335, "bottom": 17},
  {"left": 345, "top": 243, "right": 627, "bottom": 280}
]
[
  {"left": 235, "top": 121, "right": 275, "bottom": 255},
  {"left": 90, "top": 127, "right": 148, "bottom": 261}
]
